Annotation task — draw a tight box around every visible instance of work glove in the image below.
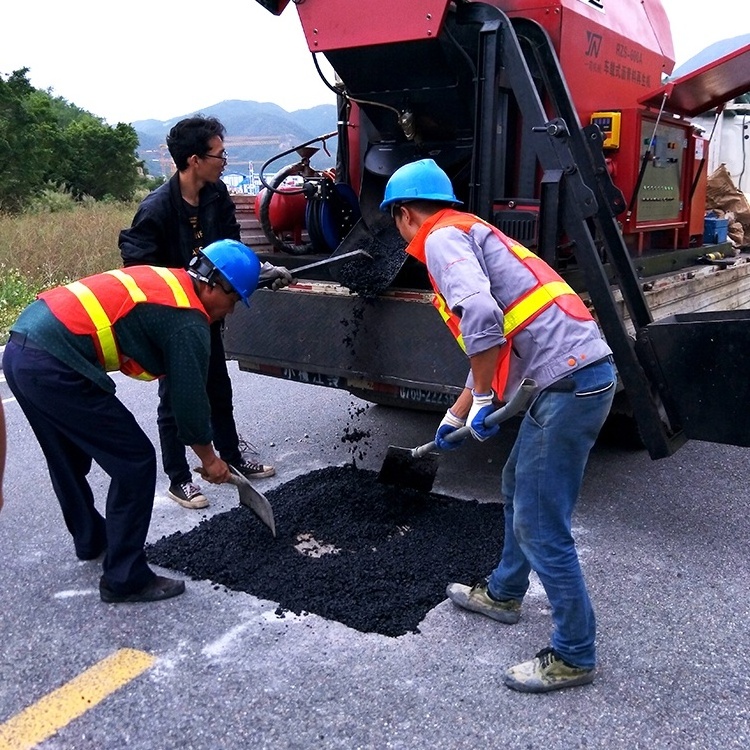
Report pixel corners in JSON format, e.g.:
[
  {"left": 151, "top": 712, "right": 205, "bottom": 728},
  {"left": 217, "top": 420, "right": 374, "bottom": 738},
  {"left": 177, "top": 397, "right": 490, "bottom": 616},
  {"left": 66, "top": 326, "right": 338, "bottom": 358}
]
[
  {"left": 259, "top": 262, "right": 295, "bottom": 291},
  {"left": 468, "top": 389, "right": 500, "bottom": 442},
  {"left": 435, "top": 409, "right": 467, "bottom": 451}
]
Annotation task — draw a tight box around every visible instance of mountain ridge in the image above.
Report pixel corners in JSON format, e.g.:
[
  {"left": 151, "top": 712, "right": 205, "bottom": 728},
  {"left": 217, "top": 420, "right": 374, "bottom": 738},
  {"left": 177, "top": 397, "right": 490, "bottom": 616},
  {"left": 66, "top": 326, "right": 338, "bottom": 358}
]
[{"left": 135, "top": 99, "right": 338, "bottom": 178}]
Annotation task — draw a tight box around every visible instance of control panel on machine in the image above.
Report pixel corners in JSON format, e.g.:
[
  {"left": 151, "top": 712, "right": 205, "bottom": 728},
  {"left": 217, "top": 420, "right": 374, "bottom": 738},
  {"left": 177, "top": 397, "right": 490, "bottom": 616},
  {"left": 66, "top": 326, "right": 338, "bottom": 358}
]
[{"left": 591, "top": 111, "right": 622, "bottom": 149}]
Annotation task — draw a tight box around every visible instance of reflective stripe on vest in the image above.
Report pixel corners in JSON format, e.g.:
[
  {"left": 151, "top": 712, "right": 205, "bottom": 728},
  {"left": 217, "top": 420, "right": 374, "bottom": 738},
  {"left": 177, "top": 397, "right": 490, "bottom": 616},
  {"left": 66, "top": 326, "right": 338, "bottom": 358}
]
[
  {"left": 433, "top": 293, "right": 466, "bottom": 352},
  {"left": 426, "top": 210, "right": 591, "bottom": 335},
  {"left": 39, "top": 266, "right": 207, "bottom": 379},
  {"left": 407, "top": 209, "right": 593, "bottom": 393},
  {"left": 65, "top": 279, "right": 121, "bottom": 372}
]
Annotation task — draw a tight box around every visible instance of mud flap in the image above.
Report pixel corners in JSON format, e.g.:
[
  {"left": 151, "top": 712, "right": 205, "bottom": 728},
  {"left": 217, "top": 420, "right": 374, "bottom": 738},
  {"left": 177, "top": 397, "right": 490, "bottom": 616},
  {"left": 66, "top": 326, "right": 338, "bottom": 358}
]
[{"left": 635, "top": 310, "right": 750, "bottom": 447}]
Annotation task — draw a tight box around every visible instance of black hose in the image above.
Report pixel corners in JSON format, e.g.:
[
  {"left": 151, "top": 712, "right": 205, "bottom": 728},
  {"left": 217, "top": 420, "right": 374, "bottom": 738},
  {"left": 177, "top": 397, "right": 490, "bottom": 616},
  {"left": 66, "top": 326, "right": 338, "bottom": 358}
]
[{"left": 257, "top": 164, "right": 315, "bottom": 255}]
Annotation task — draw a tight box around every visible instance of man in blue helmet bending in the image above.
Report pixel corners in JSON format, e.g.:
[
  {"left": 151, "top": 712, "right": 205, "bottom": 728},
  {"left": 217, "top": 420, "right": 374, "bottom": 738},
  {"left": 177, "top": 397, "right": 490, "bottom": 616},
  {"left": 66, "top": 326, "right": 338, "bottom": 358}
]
[
  {"left": 382, "top": 159, "right": 615, "bottom": 694},
  {"left": 2, "top": 240, "right": 261, "bottom": 603}
]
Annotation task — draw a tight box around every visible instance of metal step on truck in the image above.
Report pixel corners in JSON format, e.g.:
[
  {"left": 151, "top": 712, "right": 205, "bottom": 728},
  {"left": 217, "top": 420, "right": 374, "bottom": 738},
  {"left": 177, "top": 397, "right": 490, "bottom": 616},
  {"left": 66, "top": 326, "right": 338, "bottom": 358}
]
[{"left": 224, "top": 0, "right": 750, "bottom": 460}]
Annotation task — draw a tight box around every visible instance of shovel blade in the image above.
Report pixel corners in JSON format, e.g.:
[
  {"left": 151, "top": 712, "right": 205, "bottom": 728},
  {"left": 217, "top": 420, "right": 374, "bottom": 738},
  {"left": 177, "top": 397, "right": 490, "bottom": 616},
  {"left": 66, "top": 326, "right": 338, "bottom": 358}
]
[
  {"left": 377, "top": 446, "right": 440, "bottom": 494},
  {"left": 228, "top": 466, "right": 277, "bottom": 537}
]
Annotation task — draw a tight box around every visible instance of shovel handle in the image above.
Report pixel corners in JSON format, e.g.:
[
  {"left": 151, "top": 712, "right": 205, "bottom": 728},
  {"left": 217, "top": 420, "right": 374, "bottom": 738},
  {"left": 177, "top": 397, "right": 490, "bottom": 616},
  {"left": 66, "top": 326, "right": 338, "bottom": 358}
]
[
  {"left": 257, "top": 249, "right": 372, "bottom": 288},
  {"left": 413, "top": 378, "right": 538, "bottom": 457}
]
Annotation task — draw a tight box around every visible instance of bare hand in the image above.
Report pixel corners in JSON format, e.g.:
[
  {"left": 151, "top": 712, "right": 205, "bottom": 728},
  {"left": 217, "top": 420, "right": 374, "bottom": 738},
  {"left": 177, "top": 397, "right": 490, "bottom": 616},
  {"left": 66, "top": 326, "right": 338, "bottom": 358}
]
[{"left": 194, "top": 457, "right": 230, "bottom": 484}]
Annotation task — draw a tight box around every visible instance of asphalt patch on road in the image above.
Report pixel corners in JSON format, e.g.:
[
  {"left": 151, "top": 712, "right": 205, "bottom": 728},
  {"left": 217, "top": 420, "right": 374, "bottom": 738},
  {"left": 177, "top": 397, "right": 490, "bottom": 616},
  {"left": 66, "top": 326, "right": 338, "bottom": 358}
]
[{"left": 147, "top": 464, "right": 504, "bottom": 637}]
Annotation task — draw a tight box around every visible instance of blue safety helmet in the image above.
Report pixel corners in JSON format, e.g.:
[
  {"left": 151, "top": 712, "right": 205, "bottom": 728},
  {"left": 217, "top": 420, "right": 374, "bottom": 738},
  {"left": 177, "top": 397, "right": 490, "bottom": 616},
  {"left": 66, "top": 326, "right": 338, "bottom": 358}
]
[
  {"left": 380, "top": 158, "right": 462, "bottom": 211},
  {"left": 188, "top": 239, "right": 261, "bottom": 307}
]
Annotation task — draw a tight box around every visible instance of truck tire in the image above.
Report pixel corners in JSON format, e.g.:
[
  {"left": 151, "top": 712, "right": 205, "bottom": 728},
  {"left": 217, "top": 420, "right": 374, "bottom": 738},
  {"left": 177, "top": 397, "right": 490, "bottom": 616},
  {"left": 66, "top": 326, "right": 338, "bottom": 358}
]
[{"left": 598, "top": 393, "right": 646, "bottom": 450}]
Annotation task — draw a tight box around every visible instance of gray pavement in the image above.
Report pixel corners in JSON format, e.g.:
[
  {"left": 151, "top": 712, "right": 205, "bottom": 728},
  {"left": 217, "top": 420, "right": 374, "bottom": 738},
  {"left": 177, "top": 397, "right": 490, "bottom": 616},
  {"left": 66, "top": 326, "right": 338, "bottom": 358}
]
[{"left": 1, "top": 358, "right": 749, "bottom": 749}]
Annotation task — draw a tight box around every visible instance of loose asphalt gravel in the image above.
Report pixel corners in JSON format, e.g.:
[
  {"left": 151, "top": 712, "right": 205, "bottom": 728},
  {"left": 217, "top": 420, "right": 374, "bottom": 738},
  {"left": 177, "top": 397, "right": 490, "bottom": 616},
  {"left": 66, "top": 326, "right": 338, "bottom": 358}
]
[{"left": 148, "top": 464, "right": 505, "bottom": 637}]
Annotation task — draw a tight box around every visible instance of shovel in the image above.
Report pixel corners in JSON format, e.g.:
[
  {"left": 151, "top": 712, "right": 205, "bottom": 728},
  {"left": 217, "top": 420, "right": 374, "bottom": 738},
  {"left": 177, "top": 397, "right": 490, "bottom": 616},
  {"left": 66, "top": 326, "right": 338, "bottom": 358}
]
[
  {"left": 257, "top": 249, "right": 372, "bottom": 288},
  {"left": 378, "top": 378, "right": 538, "bottom": 493},
  {"left": 194, "top": 465, "right": 277, "bottom": 537},
  {"left": 227, "top": 466, "right": 276, "bottom": 537}
]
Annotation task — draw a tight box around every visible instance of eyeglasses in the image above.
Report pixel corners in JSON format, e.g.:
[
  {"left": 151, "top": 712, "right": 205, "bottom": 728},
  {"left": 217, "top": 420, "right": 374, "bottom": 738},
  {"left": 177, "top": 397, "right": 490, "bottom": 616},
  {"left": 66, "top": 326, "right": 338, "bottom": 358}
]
[
  {"left": 214, "top": 274, "right": 241, "bottom": 300},
  {"left": 390, "top": 203, "right": 402, "bottom": 220},
  {"left": 214, "top": 278, "right": 238, "bottom": 298},
  {"left": 203, "top": 150, "right": 228, "bottom": 163}
]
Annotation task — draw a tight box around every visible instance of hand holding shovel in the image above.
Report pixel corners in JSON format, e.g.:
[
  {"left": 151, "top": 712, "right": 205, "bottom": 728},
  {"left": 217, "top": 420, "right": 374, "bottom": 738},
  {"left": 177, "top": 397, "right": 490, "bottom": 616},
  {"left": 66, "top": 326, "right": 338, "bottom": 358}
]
[
  {"left": 194, "top": 465, "right": 277, "bottom": 537},
  {"left": 378, "top": 378, "right": 537, "bottom": 492}
]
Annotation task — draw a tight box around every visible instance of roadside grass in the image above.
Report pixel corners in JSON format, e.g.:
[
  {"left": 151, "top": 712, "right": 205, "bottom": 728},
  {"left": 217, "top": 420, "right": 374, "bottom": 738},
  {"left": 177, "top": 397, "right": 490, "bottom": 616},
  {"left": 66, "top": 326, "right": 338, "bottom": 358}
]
[{"left": 0, "top": 201, "right": 137, "bottom": 342}]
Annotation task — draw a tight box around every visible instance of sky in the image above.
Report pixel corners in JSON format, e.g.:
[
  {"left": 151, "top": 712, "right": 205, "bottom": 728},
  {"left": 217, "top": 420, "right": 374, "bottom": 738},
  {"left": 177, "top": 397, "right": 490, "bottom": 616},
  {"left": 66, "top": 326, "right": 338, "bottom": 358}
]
[{"left": 1, "top": 0, "right": 748, "bottom": 126}]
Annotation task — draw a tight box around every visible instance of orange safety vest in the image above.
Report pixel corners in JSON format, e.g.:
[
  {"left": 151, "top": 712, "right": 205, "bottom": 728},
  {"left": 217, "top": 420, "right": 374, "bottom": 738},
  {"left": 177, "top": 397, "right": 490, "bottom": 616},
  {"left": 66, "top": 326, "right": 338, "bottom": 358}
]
[
  {"left": 39, "top": 266, "right": 209, "bottom": 380},
  {"left": 407, "top": 209, "right": 594, "bottom": 395}
]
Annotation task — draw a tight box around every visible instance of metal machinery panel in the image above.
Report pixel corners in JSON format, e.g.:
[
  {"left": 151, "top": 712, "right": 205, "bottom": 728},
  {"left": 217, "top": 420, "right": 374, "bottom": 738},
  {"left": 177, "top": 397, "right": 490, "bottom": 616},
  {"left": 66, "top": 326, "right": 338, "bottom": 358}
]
[
  {"left": 611, "top": 110, "right": 693, "bottom": 252},
  {"left": 640, "top": 41, "right": 750, "bottom": 117},
  {"left": 296, "top": 0, "right": 452, "bottom": 51},
  {"left": 499, "top": 0, "right": 674, "bottom": 121},
  {"left": 633, "top": 118, "right": 685, "bottom": 225},
  {"left": 636, "top": 310, "right": 750, "bottom": 447},
  {"left": 223, "top": 286, "right": 470, "bottom": 408}
]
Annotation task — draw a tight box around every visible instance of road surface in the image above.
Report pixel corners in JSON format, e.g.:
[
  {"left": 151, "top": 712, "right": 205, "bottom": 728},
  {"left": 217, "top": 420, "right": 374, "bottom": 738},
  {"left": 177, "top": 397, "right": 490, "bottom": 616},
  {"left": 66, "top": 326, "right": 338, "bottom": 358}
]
[{"left": 1, "top": 358, "right": 749, "bottom": 749}]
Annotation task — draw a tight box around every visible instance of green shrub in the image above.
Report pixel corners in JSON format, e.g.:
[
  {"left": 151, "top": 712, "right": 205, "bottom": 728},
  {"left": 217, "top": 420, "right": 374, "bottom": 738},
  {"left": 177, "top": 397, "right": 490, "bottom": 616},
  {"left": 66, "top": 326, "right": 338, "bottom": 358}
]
[
  {"left": 24, "top": 184, "right": 79, "bottom": 214},
  {"left": 0, "top": 200, "right": 139, "bottom": 339},
  {"left": 0, "top": 266, "right": 37, "bottom": 343}
]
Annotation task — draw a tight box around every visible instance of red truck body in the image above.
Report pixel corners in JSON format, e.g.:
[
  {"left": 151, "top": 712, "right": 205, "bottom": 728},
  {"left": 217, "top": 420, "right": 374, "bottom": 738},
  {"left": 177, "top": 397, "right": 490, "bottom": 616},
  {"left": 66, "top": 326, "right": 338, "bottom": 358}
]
[{"left": 225, "top": 0, "right": 750, "bottom": 457}]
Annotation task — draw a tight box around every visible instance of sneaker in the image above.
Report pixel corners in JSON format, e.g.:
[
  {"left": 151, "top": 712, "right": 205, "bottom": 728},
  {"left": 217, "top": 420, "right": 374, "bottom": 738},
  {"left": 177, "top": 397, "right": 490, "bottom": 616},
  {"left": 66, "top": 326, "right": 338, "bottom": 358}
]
[
  {"left": 168, "top": 481, "right": 208, "bottom": 509},
  {"left": 234, "top": 458, "right": 275, "bottom": 479},
  {"left": 100, "top": 575, "right": 185, "bottom": 603},
  {"left": 446, "top": 581, "right": 522, "bottom": 623},
  {"left": 503, "top": 648, "right": 596, "bottom": 693}
]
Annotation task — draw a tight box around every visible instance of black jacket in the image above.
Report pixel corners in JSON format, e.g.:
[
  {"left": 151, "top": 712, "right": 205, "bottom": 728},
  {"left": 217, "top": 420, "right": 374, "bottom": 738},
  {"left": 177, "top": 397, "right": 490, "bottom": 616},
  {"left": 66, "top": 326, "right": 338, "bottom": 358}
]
[{"left": 119, "top": 173, "right": 241, "bottom": 269}]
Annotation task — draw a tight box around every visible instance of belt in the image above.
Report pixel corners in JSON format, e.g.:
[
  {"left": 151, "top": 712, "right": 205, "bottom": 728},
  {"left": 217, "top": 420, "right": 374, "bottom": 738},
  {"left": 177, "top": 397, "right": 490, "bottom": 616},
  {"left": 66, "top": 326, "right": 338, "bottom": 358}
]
[
  {"left": 545, "top": 355, "right": 614, "bottom": 392},
  {"left": 9, "top": 331, "right": 44, "bottom": 351}
]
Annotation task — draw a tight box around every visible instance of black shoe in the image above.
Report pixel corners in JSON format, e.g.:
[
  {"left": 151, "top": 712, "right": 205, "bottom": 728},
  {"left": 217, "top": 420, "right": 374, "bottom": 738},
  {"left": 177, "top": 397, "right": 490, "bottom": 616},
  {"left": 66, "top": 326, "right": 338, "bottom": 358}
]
[
  {"left": 168, "top": 481, "right": 208, "bottom": 509},
  {"left": 100, "top": 575, "right": 185, "bottom": 603},
  {"left": 234, "top": 458, "right": 275, "bottom": 479}
]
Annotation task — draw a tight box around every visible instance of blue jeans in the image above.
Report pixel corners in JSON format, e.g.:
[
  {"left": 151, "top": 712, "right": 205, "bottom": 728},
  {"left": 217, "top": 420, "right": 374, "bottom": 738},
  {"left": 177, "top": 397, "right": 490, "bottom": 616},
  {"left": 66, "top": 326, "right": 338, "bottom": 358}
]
[{"left": 487, "top": 357, "right": 615, "bottom": 669}]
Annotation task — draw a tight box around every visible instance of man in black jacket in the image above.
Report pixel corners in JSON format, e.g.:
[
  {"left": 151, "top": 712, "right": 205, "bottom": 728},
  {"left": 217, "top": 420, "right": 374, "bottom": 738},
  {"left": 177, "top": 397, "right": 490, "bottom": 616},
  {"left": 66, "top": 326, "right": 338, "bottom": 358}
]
[{"left": 119, "top": 115, "right": 292, "bottom": 509}]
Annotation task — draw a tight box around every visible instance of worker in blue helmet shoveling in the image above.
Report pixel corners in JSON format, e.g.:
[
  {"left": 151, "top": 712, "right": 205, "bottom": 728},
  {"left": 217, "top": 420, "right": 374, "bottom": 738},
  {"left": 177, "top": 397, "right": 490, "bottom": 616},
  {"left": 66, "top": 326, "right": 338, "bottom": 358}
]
[
  {"left": 2, "top": 239, "right": 265, "bottom": 604},
  {"left": 381, "top": 158, "right": 616, "bottom": 694}
]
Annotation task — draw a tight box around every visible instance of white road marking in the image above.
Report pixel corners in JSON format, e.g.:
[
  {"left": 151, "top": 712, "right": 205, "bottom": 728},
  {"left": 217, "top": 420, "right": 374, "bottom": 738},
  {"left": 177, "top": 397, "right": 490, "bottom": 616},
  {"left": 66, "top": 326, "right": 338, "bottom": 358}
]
[
  {"left": 53, "top": 589, "right": 98, "bottom": 599},
  {"left": 202, "top": 623, "right": 252, "bottom": 657}
]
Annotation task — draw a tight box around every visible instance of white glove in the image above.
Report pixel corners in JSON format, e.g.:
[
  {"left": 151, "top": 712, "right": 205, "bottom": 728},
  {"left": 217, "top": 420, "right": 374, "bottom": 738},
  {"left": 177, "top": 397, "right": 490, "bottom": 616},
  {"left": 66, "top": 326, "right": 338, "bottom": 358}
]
[
  {"left": 259, "top": 262, "right": 295, "bottom": 291},
  {"left": 467, "top": 389, "right": 500, "bottom": 441},
  {"left": 435, "top": 409, "right": 466, "bottom": 451}
]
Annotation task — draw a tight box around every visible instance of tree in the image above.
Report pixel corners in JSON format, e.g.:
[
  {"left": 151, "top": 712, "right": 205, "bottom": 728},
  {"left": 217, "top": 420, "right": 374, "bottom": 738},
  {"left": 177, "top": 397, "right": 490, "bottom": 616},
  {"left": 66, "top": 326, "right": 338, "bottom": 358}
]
[
  {"left": 0, "top": 69, "right": 57, "bottom": 211},
  {"left": 0, "top": 69, "right": 142, "bottom": 210},
  {"left": 56, "top": 117, "right": 140, "bottom": 201}
]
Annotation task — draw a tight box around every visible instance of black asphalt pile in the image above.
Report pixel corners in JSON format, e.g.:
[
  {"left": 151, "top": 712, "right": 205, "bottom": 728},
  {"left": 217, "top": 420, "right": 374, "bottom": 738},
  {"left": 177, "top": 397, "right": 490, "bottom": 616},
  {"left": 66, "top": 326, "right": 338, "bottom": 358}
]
[{"left": 147, "top": 465, "right": 504, "bottom": 637}]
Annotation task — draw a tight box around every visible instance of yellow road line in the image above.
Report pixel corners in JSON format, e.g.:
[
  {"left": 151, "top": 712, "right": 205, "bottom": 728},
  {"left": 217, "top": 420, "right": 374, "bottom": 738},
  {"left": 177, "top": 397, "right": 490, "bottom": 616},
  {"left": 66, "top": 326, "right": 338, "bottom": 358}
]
[{"left": 0, "top": 648, "right": 155, "bottom": 750}]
